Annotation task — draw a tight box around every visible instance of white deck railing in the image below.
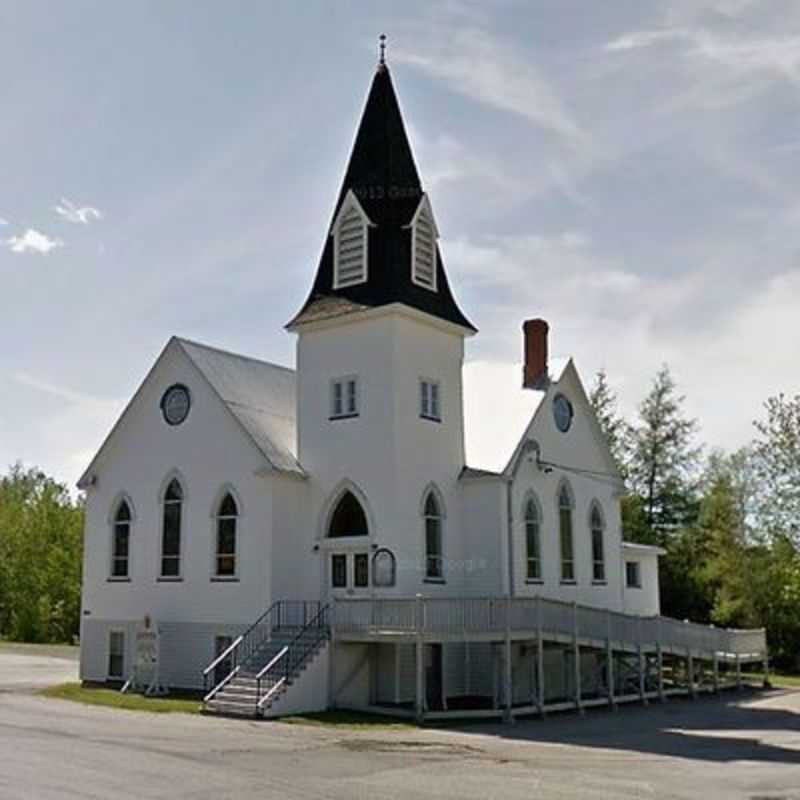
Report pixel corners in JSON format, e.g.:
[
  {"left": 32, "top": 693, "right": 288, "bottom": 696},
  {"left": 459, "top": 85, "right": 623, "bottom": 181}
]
[{"left": 332, "top": 596, "right": 767, "bottom": 659}]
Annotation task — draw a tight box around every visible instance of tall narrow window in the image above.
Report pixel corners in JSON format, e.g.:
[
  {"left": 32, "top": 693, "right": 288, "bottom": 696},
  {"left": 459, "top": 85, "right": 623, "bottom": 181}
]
[
  {"left": 412, "top": 204, "right": 437, "bottom": 290},
  {"left": 525, "top": 496, "right": 541, "bottom": 581},
  {"left": 108, "top": 630, "right": 125, "bottom": 679},
  {"left": 215, "top": 493, "right": 238, "bottom": 578},
  {"left": 161, "top": 478, "right": 183, "bottom": 578},
  {"left": 111, "top": 500, "right": 131, "bottom": 578},
  {"left": 424, "top": 492, "right": 443, "bottom": 580},
  {"left": 333, "top": 195, "right": 368, "bottom": 288},
  {"left": 558, "top": 483, "right": 575, "bottom": 583},
  {"left": 590, "top": 503, "right": 606, "bottom": 583}
]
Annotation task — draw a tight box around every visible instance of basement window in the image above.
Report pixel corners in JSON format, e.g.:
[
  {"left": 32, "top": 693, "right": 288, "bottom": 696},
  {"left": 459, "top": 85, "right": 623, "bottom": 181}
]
[{"left": 107, "top": 630, "right": 125, "bottom": 680}]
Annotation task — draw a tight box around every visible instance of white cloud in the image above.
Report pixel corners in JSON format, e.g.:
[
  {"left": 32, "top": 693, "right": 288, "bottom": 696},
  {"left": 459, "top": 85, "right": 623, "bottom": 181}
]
[
  {"left": 5, "top": 228, "right": 64, "bottom": 254},
  {"left": 393, "top": 28, "right": 588, "bottom": 151},
  {"left": 54, "top": 197, "right": 102, "bottom": 225},
  {"left": 606, "top": 29, "right": 690, "bottom": 52},
  {"left": 0, "top": 217, "right": 8, "bottom": 226}
]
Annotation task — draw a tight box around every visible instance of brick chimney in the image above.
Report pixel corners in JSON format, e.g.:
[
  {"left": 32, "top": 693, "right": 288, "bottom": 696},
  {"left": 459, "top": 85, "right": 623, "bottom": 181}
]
[{"left": 523, "top": 318, "right": 549, "bottom": 389}]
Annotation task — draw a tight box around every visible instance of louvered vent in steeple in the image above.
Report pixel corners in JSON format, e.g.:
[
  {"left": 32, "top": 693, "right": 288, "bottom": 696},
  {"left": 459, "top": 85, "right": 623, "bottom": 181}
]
[
  {"left": 412, "top": 201, "right": 437, "bottom": 291},
  {"left": 333, "top": 192, "right": 369, "bottom": 289}
]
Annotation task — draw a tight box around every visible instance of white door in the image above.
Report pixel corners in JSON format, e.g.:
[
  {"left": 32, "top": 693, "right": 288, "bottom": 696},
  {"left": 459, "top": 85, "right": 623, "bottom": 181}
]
[{"left": 329, "top": 551, "right": 370, "bottom": 598}]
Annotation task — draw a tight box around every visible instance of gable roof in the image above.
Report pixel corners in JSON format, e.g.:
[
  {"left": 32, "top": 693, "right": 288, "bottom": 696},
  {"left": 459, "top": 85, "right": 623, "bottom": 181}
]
[
  {"left": 462, "top": 358, "right": 571, "bottom": 475},
  {"left": 288, "top": 62, "right": 475, "bottom": 333},
  {"left": 78, "top": 337, "right": 304, "bottom": 489},
  {"left": 176, "top": 339, "right": 304, "bottom": 477}
]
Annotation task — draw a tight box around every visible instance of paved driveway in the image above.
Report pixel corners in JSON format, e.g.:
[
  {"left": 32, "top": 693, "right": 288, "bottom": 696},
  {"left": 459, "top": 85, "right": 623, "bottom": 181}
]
[
  {"left": 0, "top": 643, "right": 78, "bottom": 692},
  {"left": 1, "top": 648, "right": 799, "bottom": 799}
]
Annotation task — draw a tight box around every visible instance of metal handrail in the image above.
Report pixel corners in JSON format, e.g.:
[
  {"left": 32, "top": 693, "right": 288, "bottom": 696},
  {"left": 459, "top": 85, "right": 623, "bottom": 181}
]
[
  {"left": 202, "top": 635, "right": 243, "bottom": 677},
  {"left": 257, "top": 677, "right": 287, "bottom": 709},
  {"left": 203, "top": 665, "right": 240, "bottom": 703},
  {"left": 255, "top": 603, "right": 331, "bottom": 714},
  {"left": 256, "top": 646, "right": 289, "bottom": 680}
]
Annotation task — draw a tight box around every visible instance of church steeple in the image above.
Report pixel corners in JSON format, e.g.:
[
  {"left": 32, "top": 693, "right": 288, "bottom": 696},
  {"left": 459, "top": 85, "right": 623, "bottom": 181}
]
[{"left": 288, "top": 54, "right": 475, "bottom": 333}]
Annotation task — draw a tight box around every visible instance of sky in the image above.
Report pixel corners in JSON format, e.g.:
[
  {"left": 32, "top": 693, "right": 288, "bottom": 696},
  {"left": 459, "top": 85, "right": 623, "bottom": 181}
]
[{"left": 1, "top": 0, "right": 799, "bottom": 489}]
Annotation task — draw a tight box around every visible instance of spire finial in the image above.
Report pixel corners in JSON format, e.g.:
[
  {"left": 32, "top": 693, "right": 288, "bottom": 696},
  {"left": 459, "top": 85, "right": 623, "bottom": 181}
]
[{"left": 379, "top": 34, "right": 387, "bottom": 66}]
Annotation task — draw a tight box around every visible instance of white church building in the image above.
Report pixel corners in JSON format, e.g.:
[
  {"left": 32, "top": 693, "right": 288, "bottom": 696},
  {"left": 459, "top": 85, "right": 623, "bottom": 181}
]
[{"left": 78, "top": 56, "right": 766, "bottom": 720}]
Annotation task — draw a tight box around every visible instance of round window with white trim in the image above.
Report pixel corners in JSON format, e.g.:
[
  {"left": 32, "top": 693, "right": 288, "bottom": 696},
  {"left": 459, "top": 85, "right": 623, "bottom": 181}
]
[
  {"left": 553, "top": 393, "right": 573, "bottom": 433},
  {"left": 161, "top": 384, "right": 191, "bottom": 426}
]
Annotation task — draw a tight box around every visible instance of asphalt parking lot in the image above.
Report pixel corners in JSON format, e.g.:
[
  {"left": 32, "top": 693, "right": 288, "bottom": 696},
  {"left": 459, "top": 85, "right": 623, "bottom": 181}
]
[{"left": 1, "top": 648, "right": 799, "bottom": 800}]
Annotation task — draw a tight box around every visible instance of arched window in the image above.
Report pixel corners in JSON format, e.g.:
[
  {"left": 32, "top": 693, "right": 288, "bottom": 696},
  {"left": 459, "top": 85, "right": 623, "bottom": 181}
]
[
  {"left": 161, "top": 478, "right": 183, "bottom": 578},
  {"left": 328, "top": 491, "right": 368, "bottom": 537},
  {"left": 111, "top": 500, "right": 131, "bottom": 578},
  {"left": 558, "top": 482, "right": 575, "bottom": 583},
  {"left": 424, "top": 492, "right": 443, "bottom": 580},
  {"left": 590, "top": 503, "right": 605, "bottom": 583},
  {"left": 215, "top": 493, "right": 238, "bottom": 577},
  {"left": 524, "top": 496, "right": 541, "bottom": 581}
]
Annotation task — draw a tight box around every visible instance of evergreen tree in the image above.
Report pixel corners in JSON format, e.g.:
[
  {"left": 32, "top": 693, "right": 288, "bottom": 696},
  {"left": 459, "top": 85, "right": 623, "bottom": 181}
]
[
  {"left": 752, "top": 393, "right": 800, "bottom": 545},
  {"left": 700, "top": 475, "right": 758, "bottom": 628},
  {"left": 628, "top": 365, "right": 701, "bottom": 542},
  {"left": 588, "top": 368, "right": 630, "bottom": 479}
]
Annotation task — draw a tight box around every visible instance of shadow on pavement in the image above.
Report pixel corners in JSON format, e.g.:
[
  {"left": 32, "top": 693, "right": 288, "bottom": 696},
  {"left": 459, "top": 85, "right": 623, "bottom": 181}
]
[{"left": 448, "top": 689, "right": 800, "bottom": 765}]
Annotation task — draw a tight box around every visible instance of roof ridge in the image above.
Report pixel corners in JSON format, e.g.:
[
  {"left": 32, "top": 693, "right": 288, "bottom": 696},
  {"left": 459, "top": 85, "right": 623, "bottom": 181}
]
[{"left": 175, "top": 337, "right": 295, "bottom": 375}]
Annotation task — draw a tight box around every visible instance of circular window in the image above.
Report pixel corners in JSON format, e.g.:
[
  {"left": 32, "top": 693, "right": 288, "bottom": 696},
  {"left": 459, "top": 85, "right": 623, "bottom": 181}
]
[
  {"left": 161, "top": 384, "right": 191, "bottom": 426},
  {"left": 553, "top": 393, "right": 573, "bottom": 433}
]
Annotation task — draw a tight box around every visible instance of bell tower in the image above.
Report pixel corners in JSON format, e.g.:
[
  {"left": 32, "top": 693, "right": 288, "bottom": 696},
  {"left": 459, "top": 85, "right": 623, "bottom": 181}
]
[{"left": 287, "top": 46, "right": 475, "bottom": 593}]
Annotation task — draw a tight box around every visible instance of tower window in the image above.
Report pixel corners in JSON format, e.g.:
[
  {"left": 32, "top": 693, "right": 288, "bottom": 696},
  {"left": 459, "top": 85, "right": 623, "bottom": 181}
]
[
  {"left": 330, "top": 376, "right": 359, "bottom": 419},
  {"left": 411, "top": 198, "right": 437, "bottom": 291},
  {"left": 420, "top": 379, "right": 441, "bottom": 421},
  {"left": 333, "top": 193, "right": 369, "bottom": 288}
]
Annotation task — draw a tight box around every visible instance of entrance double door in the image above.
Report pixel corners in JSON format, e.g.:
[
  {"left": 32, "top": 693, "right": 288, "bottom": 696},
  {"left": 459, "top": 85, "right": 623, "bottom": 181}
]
[{"left": 329, "top": 550, "right": 370, "bottom": 596}]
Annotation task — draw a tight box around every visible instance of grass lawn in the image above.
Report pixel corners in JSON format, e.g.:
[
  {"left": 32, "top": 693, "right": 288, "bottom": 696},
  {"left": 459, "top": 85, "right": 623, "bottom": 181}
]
[
  {"left": 739, "top": 671, "right": 800, "bottom": 689},
  {"left": 41, "top": 683, "right": 202, "bottom": 714},
  {"left": 281, "top": 710, "right": 415, "bottom": 728},
  {"left": 762, "top": 672, "right": 800, "bottom": 689}
]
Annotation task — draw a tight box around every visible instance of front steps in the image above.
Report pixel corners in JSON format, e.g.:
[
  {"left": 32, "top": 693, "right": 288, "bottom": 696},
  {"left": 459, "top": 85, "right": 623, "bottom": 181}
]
[{"left": 205, "top": 627, "right": 328, "bottom": 718}]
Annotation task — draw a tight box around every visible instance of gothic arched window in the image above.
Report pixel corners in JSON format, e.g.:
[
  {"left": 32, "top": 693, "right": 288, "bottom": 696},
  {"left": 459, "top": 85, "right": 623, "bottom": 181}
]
[
  {"left": 558, "top": 482, "right": 575, "bottom": 583},
  {"left": 328, "top": 491, "right": 368, "bottom": 537},
  {"left": 161, "top": 478, "right": 183, "bottom": 578},
  {"left": 215, "top": 492, "right": 238, "bottom": 577},
  {"left": 525, "top": 495, "right": 541, "bottom": 581},
  {"left": 111, "top": 500, "right": 131, "bottom": 578},
  {"left": 590, "top": 502, "right": 606, "bottom": 583},
  {"left": 424, "top": 491, "right": 443, "bottom": 580}
]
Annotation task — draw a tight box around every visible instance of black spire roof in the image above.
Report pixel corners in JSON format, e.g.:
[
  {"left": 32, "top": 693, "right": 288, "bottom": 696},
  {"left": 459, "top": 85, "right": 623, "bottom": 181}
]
[{"left": 288, "top": 63, "right": 475, "bottom": 332}]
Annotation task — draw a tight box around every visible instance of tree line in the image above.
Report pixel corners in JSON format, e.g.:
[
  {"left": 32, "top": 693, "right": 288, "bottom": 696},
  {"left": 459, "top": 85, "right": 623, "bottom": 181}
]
[
  {"left": 0, "top": 465, "right": 84, "bottom": 643},
  {"left": 590, "top": 366, "right": 800, "bottom": 669}
]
